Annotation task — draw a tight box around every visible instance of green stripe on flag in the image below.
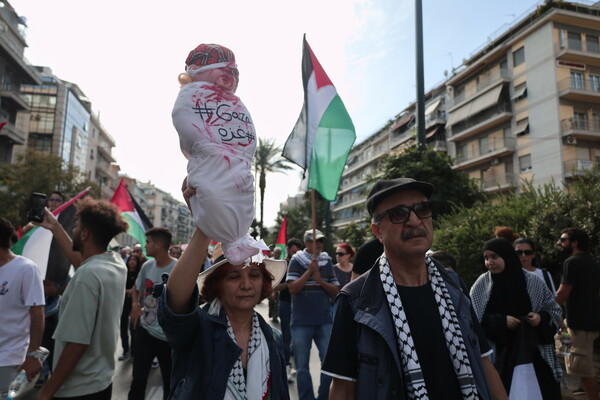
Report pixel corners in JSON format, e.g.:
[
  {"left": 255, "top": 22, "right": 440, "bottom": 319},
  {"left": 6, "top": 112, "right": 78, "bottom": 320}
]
[
  {"left": 122, "top": 212, "right": 147, "bottom": 250},
  {"left": 307, "top": 94, "right": 356, "bottom": 201},
  {"left": 11, "top": 226, "right": 38, "bottom": 255}
]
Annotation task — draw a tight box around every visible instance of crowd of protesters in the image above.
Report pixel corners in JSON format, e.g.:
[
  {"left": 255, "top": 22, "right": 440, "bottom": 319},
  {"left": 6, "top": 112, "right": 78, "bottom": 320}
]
[{"left": 1, "top": 177, "right": 599, "bottom": 400}]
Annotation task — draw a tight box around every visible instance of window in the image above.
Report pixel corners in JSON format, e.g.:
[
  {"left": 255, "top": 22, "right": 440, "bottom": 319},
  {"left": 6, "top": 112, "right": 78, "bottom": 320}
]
[
  {"left": 519, "top": 154, "right": 532, "bottom": 173},
  {"left": 515, "top": 117, "right": 530, "bottom": 136},
  {"left": 574, "top": 111, "right": 587, "bottom": 130},
  {"left": 512, "top": 82, "right": 528, "bottom": 102},
  {"left": 568, "top": 32, "right": 582, "bottom": 50},
  {"left": 479, "top": 136, "right": 489, "bottom": 155},
  {"left": 513, "top": 47, "right": 525, "bottom": 67},
  {"left": 571, "top": 71, "right": 584, "bottom": 89},
  {"left": 590, "top": 74, "right": 600, "bottom": 92},
  {"left": 587, "top": 35, "right": 600, "bottom": 53}
]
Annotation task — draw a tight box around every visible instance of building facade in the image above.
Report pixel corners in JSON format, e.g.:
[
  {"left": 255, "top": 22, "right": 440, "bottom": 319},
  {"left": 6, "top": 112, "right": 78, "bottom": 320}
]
[
  {"left": 0, "top": 0, "right": 40, "bottom": 163},
  {"left": 331, "top": 0, "right": 600, "bottom": 230}
]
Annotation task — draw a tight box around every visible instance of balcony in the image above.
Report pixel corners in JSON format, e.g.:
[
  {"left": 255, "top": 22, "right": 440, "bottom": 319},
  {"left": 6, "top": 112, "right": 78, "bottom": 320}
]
[
  {"left": 560, "top": 118, "right": 600, "bottom": 141},
  {"left": 558, "top": 77, "right": 600, "bottom": 103},
  {"left": 480, "top": 173, "right": 517, "bottom": 192},
  {"left": 448, "top": 103, "right": 512, "bottom": 142},
  {"left": 454, "top": 137, "right": 516, "bottom": 170},
  {"left": 563, "top": 159, "right": 598, "bottom": 178},
  {"left": 0, "top": 121, "right": 26, "bottom": 145},
  {"left": 555, "top": 41, "right": 600, "bottom": 64},
  {"left": 0, "top": 82, "right": 30, "bottom": 110},
  {"left": 447, "top": 69, "right": 510, "bottom": 109},
  {"left": 426, "top": 110, "right": 446, "bottom": 128},
  {"left": 427, "top": 140, "right": 447, "bottom": 152}
]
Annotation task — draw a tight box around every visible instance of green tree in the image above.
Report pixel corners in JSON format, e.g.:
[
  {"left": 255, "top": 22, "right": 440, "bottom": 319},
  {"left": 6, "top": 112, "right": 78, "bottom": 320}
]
[
  {"left": 336, "top": 221, "right": 373, "bottom": 251},
  {"left": 253, "top": 138, "right": 293, "bottom": 238},
  {"left": 0, "top": 150, "right": 100, "bottom": 226},
  {"left": 434, "top": 169, "right": 600, "bottom": 287},
  {"left": 376, "top": 147, "right": 485, "bottom": 219}
]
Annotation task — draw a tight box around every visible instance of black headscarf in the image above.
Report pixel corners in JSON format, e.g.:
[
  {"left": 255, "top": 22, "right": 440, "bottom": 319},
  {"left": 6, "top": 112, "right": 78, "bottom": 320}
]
[{"left": 483, "top": 238, "right": 531, "bottom": 318}]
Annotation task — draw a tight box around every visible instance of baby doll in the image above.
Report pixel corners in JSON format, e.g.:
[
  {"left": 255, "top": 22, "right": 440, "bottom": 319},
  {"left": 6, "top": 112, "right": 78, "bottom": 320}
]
[{"left": 172, "top": 43, "right": 262, "bottom": 265}]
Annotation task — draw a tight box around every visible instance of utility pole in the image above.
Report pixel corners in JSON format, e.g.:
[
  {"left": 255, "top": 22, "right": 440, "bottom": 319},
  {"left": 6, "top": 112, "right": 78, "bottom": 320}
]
[{"left": 415, "top": 0, "right": 426, "bottom": 147}]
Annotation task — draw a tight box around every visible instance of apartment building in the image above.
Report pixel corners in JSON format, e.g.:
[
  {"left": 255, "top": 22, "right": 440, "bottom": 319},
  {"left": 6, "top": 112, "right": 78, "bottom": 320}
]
[
  {"left": 331, "top": 0, "right": 600, "bottom": 230},
  {"left": 332, "top": 85, "right": 447, "bottom": 229},
  {"left": 87, "top": 114, "right": 119, "bottom": 199},
  {"left": 0, "top": 0, "right": 41, "bottom": 163}
]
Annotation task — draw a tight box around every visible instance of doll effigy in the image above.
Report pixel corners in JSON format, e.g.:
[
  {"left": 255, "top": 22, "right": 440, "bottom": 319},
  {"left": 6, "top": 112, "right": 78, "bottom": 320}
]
[{"left": 172, "top": 43, "right": 264, "bottom": 265}]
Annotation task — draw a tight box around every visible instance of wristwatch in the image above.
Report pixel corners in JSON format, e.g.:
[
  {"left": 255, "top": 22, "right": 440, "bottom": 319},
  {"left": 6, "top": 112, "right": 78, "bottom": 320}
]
[{"left": 26, "top": 349, "right": 46, "bottom": 359}]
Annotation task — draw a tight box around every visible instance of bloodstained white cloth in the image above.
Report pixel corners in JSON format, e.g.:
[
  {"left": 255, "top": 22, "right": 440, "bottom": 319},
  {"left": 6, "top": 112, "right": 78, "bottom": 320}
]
[{"left": 173, "top": 81, "right": 259, "bottom": 264}]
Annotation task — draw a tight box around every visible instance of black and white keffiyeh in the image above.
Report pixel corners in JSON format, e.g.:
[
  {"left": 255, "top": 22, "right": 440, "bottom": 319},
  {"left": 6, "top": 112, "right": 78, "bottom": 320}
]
[
  {"left": 225, "top": 312, "right": 271, "bottom": 399},
  {"left": 379, "top": 254, "right": 479, "bottom": 399}
]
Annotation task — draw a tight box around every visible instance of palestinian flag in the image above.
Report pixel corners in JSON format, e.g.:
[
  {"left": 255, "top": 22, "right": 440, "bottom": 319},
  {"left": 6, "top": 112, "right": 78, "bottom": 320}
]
[
  {"left": 275, "top": 215, "right": 287, "bottom": 260},
  {"left": 12, "top": 188, "right": 89, "bottom": 281},
  {"left": 111, "top": 179, "right": 153, "bottom": 251},
  {"left": 283, "top": 35, "right": 356, "bottom": 201}
]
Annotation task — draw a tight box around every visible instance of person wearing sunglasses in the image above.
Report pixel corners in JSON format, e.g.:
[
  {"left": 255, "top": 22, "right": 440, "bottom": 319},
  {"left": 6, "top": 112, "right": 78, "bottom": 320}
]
[
  {"left": 514, "top": 237, "right": 556, "bottom": 294},
  {"left": 333, "top": 243, "right": 354, "bottom": 289},
  {"left": 323, "top": 178, "right": 506, "bottom": 400}
]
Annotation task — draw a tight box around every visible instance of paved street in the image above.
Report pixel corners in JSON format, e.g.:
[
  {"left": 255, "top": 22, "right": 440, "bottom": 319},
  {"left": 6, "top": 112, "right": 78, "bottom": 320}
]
[{"left": 19, "top": 300, "right": 321, "bottom": 400}]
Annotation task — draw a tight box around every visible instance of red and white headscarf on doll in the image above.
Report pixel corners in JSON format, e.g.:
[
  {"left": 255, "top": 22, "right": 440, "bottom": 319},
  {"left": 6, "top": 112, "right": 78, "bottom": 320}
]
[{"left": 178, "top": 44, "right": 240, "bottom": 88}]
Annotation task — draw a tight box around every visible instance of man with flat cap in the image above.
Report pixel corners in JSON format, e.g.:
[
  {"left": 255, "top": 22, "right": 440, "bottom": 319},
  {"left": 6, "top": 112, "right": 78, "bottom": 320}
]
[{"left": 323, "top": 178, "right": 507, "bottom": 399}]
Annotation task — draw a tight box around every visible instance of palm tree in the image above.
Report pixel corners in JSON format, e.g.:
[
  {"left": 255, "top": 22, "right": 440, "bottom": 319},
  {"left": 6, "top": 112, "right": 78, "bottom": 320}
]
[{"left": 253, "top": 138, "right": 293, "bottom": 237}]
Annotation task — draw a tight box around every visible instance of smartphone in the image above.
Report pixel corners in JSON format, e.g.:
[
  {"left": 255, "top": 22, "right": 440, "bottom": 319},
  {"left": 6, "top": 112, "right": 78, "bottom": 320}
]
[{"left": 27, "top": 192, "right": 47, "bottom": 222}]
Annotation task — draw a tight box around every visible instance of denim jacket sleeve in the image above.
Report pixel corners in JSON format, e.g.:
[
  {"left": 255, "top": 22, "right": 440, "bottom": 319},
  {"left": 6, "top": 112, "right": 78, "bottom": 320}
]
[{"left": 157, "top": 284, "right": 202, "bottom": 350}]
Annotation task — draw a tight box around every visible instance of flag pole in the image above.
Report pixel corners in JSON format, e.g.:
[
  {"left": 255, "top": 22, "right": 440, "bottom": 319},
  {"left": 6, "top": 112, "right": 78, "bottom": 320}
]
[{"left": 311, "top": 189, "right": 317, "bottom": 257}]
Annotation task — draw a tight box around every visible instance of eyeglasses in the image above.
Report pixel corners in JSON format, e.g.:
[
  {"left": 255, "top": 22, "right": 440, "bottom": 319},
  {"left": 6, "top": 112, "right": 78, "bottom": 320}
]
[
  {"left": 48, "top": 198, "right": 63, "bottom": 203},
  {"left": 335, "top": 252, "right": 348, "bottom": 257},
  {"left": 373, "top": 201, "right": 433, "bottom": 224},
  {"left": 515, "top": 250, "right": 534, "bottom": 256}
]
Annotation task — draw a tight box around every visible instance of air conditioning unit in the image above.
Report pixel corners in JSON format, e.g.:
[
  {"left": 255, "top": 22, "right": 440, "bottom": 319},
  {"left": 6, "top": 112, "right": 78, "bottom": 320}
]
[
  {"left": 491, "top": 158, "right": 500, "bottom": 166},
  {"left": 563, "top": 136, "right": 577, "bottom": 145}
]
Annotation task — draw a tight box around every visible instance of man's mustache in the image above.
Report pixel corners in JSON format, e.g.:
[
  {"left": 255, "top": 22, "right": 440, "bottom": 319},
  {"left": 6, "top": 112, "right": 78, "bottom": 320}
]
[{"left": 402, "top": 228, "right": 427, "bottom": 241}]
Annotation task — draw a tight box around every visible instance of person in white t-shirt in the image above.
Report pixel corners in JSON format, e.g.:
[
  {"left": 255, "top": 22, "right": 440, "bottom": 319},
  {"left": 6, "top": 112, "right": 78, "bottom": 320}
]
[
  {"left": 514, "top": 237, "right": 557, "bottom": 294},
  {"left": 0, "top": 217, "right": 45, "bottom": 397}
]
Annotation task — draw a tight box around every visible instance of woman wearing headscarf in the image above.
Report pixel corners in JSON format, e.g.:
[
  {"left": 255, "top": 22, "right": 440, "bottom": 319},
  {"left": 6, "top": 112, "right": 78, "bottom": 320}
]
[
  {"left": 157, "top": 222, "right": 290, "bottom": 399},
  {"left": 470, "top": 238, "right": 562, "bottom": 399}
]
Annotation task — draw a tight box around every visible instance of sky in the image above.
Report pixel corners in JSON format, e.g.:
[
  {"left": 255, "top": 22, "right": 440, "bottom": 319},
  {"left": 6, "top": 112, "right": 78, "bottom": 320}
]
[{"left": 13, "top": 0, "right": 547, "bottom": 229}]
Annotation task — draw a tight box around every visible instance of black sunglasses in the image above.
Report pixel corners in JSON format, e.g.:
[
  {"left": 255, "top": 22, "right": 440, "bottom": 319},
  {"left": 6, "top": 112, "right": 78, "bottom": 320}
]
[
  {"left": 335, "top": 252, "right": 348, "bottom": 257},
  {"left": 515, "top": 250, "right": 534, "bottom": 256},
  {"left": 374, "top": 201, "right": 433, "bottom": 224},
  {"left": 559, "top": 237, "right": 569, "bottom": 242}
]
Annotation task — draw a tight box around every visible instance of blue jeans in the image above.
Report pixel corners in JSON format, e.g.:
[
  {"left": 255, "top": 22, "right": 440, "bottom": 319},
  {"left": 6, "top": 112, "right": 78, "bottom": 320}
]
[
  {"left": 279, "top": 300, "right": 292, "bottom": 365},
  {"left": 291, "top": 323, "right": 333, "bottom": 400}
]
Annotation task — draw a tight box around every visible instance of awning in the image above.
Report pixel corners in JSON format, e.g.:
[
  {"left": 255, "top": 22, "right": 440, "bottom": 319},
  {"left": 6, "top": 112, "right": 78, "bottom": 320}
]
[
  {"left": 425, "top": 98, "right": 442, "bottom": 117},
  {"left": 426, "top": 126, "right": 441, "bottom": 139},
  {"left": 511, "top": 85, "right": 527, "bottom": 101},
  {"left": 390, "top": 114, "right": 414, "bottom": 131},
  {"left": 514, "top": 121, "right": 529, "bottom": 136},
  {"left": 447, "top": 84, "right": 503, "bottom": 126}
]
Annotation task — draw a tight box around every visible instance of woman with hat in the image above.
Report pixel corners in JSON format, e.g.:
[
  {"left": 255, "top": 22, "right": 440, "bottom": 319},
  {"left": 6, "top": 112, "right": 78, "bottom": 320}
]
[
  {"left": 157, "top": 225, "right": 289, "bottom": 399},
  {"left": 470, "top": 238, "right": 562, "bottom": 399}
]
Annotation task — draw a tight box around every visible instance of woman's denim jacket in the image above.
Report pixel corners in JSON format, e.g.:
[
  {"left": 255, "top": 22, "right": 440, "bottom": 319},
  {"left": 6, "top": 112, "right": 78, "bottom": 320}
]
[
  {"left": 336, "top": 262, "right": 492, "bottom": 400},
  {"left": 158, "top": 286, "right": 290, "bottom": 399}
]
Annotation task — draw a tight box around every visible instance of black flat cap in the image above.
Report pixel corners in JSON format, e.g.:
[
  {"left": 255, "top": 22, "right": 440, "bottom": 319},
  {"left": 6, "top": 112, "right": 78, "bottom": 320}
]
[{"left": 366, "top": 178, "right": 434, "bottom": 215}]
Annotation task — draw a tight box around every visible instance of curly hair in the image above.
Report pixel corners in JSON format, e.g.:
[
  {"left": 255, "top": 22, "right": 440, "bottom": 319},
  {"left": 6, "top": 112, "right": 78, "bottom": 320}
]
[
  {"left": 201, "top": 262, "right": 274, "bottom": 303},
  {"left": 76, "top": 197, "right": 128, "bottom": 249}
]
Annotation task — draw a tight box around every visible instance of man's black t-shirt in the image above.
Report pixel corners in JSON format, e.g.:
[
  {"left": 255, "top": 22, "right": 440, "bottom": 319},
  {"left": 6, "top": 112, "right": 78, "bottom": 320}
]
[
  {"left": 396, "top": 283, "right": 463, "bottom": 399},
  {"left": 562, "top": 253, "right": 600, "bottom": 331}
]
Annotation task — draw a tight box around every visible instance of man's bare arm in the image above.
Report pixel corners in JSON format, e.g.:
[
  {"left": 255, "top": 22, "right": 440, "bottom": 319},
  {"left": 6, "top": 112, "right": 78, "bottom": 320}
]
[
  {"left": 482, "top": 356, "right": 508, "bottom": 400},
  {"left": 36, "top": 209, "right": 82, "bottom": 268},
  {"left": 555, "top": 283, "right": 573, "bottom": 306},
  {"left": 329, "top": 377, "right": 356, "bottom": 400},
  {"left": 20, "top": 306, "right": 44, "bottom": 381},
  {"left": 38, "top": 342, "right": 89, "bottom": 400}
]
